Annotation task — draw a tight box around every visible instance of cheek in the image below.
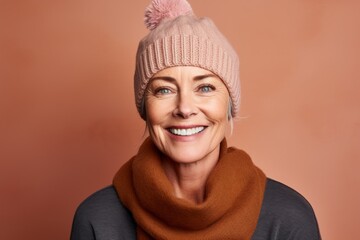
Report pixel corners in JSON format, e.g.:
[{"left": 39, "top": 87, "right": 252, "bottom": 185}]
[
  {"left": 145, "top": 98, "right": 171, "bottom": 126},
  {"left": 202, "top": 95, "right": 230, "bottom": 122},
  {"left": 145, "top": 101, "right": 159, "bottom": 126},
  {"left": 145, "top": 99, "right": 172, "bottom": 147}
]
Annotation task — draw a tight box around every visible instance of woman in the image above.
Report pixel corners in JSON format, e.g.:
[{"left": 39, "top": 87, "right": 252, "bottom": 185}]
[{"left": 71, "top": 0, "right": 321, "bottom": 239}]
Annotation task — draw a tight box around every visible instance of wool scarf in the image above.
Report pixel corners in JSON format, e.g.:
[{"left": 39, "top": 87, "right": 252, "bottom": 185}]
[{"left": 113, "top": 138, "right": 266, "bottom": 240}]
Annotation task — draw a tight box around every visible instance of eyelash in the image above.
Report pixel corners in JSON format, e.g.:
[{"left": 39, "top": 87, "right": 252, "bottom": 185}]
[
  {"left": 198, "top": 84, "right": 215, "bottom": 93},
  {"left": 153, "top": 84, "right": 215, "bottom": 95},
  {"left": 154, "top": 87, "right": 172, "bottom": 95}
]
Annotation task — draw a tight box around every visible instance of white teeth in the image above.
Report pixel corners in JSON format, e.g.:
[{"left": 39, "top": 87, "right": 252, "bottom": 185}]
[{"left": 169, "top": 127, "right": 205, "bottom": 136}]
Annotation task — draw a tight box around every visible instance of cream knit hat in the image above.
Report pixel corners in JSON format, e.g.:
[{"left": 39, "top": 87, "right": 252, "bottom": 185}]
[{"left": 134, "top": 0, "right": 240, "bottom": 119}]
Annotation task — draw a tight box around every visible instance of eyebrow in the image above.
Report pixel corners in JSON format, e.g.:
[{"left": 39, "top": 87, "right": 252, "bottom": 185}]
[
  {"left": 194, "top": 74, "right": 217, "bottom": 81},
  {"left": 150, "top": 74, "right": 217, "bottom": 82},
  {"left": 150, "top": 76, "right": 176, "bottom": 83}
]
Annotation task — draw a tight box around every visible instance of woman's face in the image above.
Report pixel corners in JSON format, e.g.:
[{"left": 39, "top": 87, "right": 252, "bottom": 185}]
[{"left": 145, "top": 66, "right": 230, "bottom": 164}]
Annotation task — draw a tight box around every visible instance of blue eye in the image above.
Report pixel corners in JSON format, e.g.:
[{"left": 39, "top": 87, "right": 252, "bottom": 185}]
[
  {"left": 199, "top": 85, "right": 214, "bottom": 93},
  {"left": 156, "top": 88, "right": 172, "bottom": 95}
]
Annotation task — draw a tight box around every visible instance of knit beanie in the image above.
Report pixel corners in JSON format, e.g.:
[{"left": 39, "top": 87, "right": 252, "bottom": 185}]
[{"left": 134, "top": 0, "right": 240, "bottom": 119}]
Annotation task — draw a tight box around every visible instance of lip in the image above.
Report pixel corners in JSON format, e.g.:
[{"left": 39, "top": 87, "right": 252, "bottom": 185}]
[{"left": 167, "top": 125, "right": 207, "bottom": 129}]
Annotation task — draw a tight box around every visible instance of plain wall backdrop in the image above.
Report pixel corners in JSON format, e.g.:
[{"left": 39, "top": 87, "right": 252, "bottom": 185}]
[{"left": 0, "top": 0, "right": 359, "bottom": 239}]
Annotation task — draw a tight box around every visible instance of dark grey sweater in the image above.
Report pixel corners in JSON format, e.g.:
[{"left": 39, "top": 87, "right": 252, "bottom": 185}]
[{"left": 70, "top": 179, "right": 321, "bottom": 240}]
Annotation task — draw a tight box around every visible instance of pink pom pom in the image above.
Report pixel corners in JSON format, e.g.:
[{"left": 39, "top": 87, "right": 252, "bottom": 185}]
[{"left": 145, "top": 0, "right": 193, "bottom": 30}]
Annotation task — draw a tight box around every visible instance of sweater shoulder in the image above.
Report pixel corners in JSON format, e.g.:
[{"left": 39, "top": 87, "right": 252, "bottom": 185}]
[
  {"left": 75, "top": 186, "right": 123, "bottom": 217},
  {"left": 264, "top": 178, "right": 315, "bottom": 216},
  {"left": 70, "top": 186, "right": 136, "bottom": 240},
  {"left": 252, "top": 179, "right": 321, "bottom": 240}
]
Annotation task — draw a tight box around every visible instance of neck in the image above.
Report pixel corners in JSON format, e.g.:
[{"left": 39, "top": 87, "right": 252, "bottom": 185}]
[{"left": 161, "top": 146, "right": 220, "bottom": 204}]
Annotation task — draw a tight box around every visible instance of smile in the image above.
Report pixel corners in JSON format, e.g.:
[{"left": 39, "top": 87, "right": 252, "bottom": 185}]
[{"left": 168, "top": 127, "right": 205, "bottom": 136}]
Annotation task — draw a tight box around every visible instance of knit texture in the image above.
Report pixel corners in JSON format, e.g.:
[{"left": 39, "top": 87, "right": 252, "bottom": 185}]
[
  {"left": 113, "top": 138, "right": 266, "bottom": 239},
  {"left": 134, "top": 0, "right": 240, "bottom": 119}
]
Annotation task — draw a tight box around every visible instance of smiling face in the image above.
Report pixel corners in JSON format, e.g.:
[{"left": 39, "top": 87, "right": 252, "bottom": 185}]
[{"left": 145, "top": 66, "right": 230, "bottom": 164}]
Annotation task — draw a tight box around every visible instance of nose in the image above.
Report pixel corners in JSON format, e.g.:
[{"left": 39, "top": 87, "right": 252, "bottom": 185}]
[{"left": 172, "top": 93, "right": 198, "bottom": 118}]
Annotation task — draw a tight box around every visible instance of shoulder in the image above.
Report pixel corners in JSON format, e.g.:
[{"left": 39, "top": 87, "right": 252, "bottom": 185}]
[
  {"left": 74, "top": 186, "right": 125, "bottom": 218},
  {"left": 263, "top": 179, "right": 316, "bottom": 216},
  {"left": 70, "top": 186, "right": 136, "bottom": 240},
  {"left": 252, "top": 179, "right": 321, "bottom": 240}
]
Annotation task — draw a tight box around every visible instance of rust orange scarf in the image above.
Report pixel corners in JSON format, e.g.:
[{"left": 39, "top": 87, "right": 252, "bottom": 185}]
[{"left": 113, "top": 138, "right": 266, "bottom": 240}]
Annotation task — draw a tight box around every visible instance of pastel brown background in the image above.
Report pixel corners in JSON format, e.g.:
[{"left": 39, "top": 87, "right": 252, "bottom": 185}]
[{"left": 1, "top": 0, "right": 359, "bottom": 239}]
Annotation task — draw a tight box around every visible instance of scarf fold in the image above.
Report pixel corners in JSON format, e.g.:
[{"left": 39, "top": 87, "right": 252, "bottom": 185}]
[{"left": 113, "top": 138, "right": 266, "bottom": 240}]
